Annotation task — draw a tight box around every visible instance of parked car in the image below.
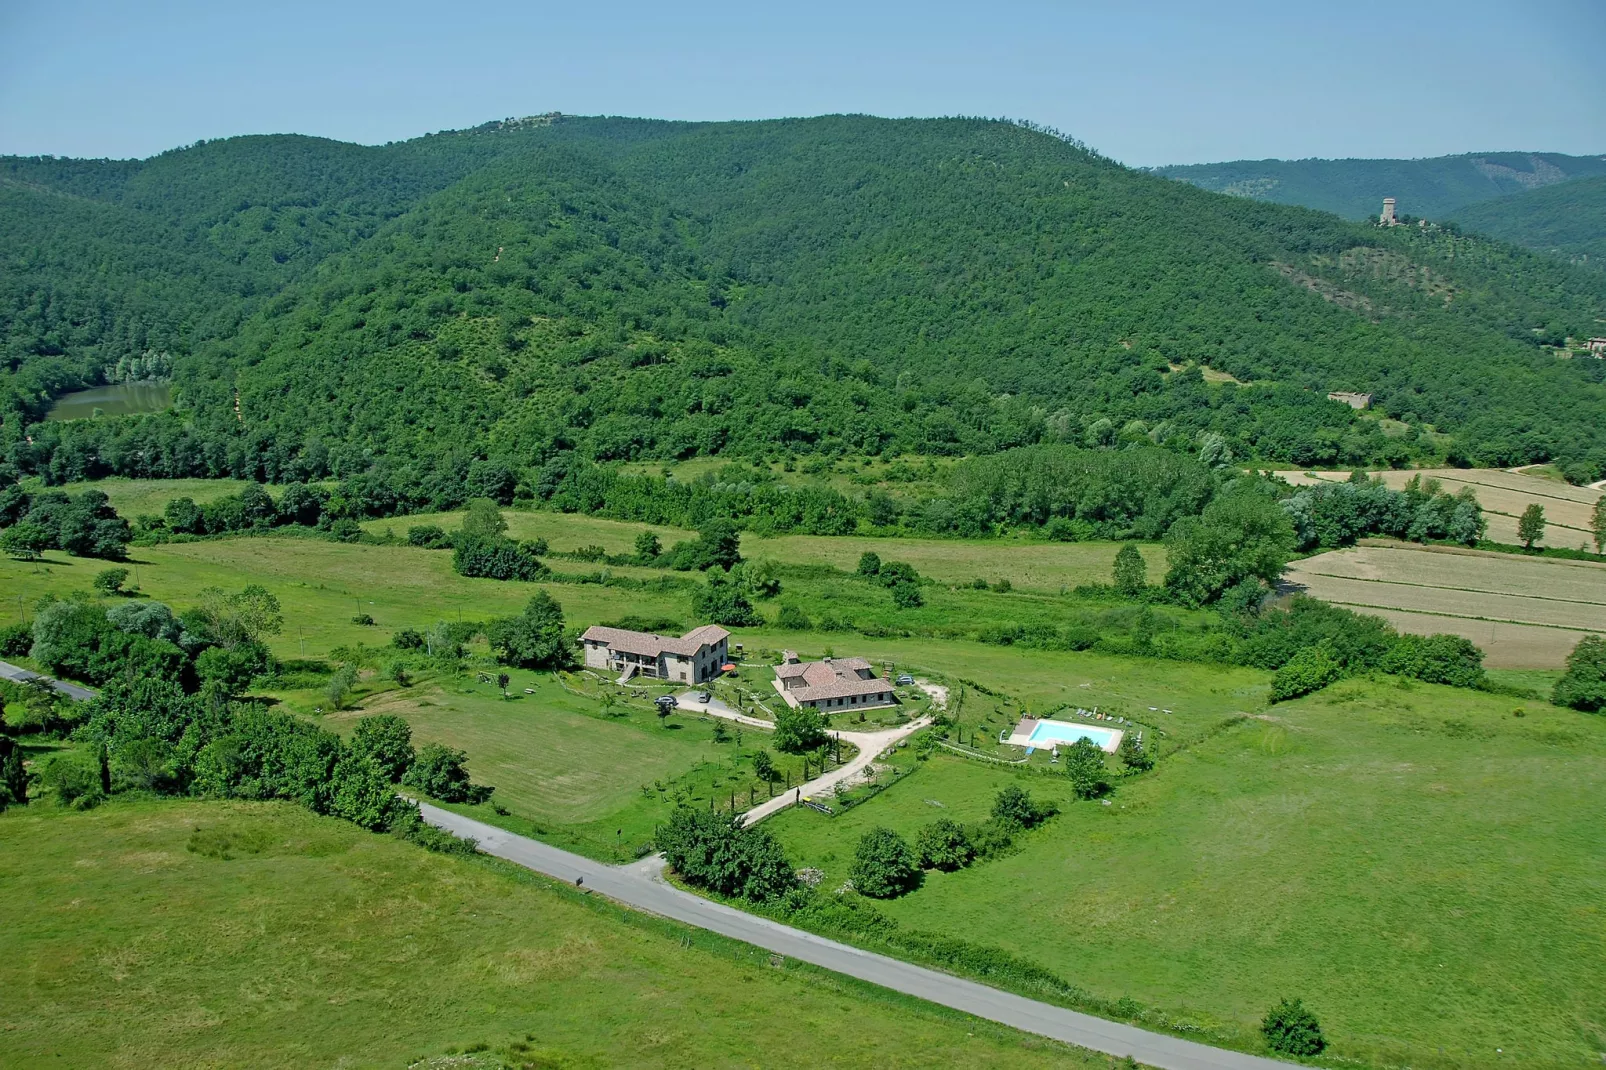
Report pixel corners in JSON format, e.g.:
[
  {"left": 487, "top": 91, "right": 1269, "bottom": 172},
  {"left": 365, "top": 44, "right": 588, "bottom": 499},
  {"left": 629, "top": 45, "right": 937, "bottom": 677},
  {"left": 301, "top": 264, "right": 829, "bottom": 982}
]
[
  {"left": 896, "top": 674, "right": 915, "bottom": 685},
  {"left": 697, "top": 691, "right": 712, "bottom": 703}
]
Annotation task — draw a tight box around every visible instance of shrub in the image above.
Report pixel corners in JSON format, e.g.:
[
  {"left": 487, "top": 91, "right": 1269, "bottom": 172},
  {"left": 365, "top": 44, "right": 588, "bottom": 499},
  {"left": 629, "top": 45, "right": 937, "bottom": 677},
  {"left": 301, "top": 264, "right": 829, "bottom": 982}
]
[
  {"left": 655, "top": 805, "right": 797, "bottom": 902},
  {"left": 751, "top": 749, "right": 776, "bottom": 781},
  {"left": 41, "top": 749, "right": 105, "bottom": 809},
  {"left": 914, "top": 818, "right": 975, "bottom": 871},
  {"left": 0, "top": 622, "right": 32, "bottom": 658},
  {"left": 350, "top": 714, "right": 415, "bottom": 782},
  {"left": 855, "top": 551, "right": 881, "bottom": 577},
  {"left": 772, "top": 705, "right": 828, "bottom": 753},
  {"left": 194, "top": 642, "right": 271, "bottom": 697},
  {"left": 1381, "top": 633, "right": 1485, "bottom": 689},
  {"left": 1112, "top": 543, "right": 1147, "bottom": 597},
  {"left": 991, "top": 784, "right": 1051, "bottom": 829},
  {"left": 452, "top": 535, "right": 547, "bottom": 581},
  {"left": 326, "top": 664, "right": 358, "bottom": 710},
  {"left": 93, "top": 568, "right": 131, "bottom": 595},
  {"left": 890, "top": 581, "right": 924, "bottom": 609},
  {"left": 486, "top": 592, "right": 572, "bottom": 669},
  {"left": 1270, "top": 643, "right": 1343, "bottom": 702},
  {"left": 1261, "top": 997, "right": 1326, "bottom": 1056},
  {"left": 849, "top": 827, "right": 920, "bottom": 898},
  {"left": 692, "top": 570, "right": 764, "bottom": 627},
  {"left": 1552, "top": 634, "right": 1606, "bottom": 712},
  {"left": 329, "top": 754, "right": 407, "bottom": 831},
  {"left": 776, "top": 604, "right": 812, "bottom": 630},
  {"left": 1118, "top": 733, "right": 1153, "bottom": 772},
  {"left": 403, "top": 742, "right": 492, "bottom": 804},
  {"left": 406, "top": 525, "right": 451, "bottom": 549},
  {"left": 1061, "top": 738, "right": 1111, "bottom": 798},
  {"left": 392, "top": 628, "right": 425, "bottom": 650}
]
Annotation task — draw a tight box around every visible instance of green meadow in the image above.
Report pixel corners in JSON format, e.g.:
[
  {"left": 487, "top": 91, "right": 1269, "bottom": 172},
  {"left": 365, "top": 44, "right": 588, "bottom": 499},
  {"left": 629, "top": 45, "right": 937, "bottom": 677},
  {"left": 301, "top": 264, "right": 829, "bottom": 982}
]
[
  {"left": 0, "top": 799, "right": 1106, "bottom": 1069},
  {"left": 765, "top": 677, "right": 1606, "bottom": 1069}
]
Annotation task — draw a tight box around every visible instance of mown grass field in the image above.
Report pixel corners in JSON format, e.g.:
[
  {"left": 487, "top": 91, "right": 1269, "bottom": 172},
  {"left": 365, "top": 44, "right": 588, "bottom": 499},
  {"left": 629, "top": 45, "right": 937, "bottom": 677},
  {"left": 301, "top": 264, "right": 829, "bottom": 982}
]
[
  {"left": 1286, "top": 543, "right": 1606, "bottom": 667},
  {"left": 767, "top": 676, "right": 1606, "bottom": 1069},
  {"left": 52, "top": 476, "right": 270, "bottom": 517},
  {"left": 0, "top": 799, "right": 1106, "bottom": 1069}
]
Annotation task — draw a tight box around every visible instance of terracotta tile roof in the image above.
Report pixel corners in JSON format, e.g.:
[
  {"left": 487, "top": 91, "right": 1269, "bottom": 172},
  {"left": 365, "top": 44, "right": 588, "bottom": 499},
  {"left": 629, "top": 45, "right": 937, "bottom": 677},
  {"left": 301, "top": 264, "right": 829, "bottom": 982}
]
[
  {"left": 580, "top": 624, "right": 729, "bottom": 658},
  {"left": 773, "top": 655, "right": 894, "bottom": 703}
]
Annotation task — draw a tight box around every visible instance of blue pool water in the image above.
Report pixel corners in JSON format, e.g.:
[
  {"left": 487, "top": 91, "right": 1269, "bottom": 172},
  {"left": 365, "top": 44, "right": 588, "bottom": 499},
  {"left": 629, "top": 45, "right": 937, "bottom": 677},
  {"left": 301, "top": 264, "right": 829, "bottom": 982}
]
[{"left": 1027, "top": 720, "right": 1120, "bottom": 749}]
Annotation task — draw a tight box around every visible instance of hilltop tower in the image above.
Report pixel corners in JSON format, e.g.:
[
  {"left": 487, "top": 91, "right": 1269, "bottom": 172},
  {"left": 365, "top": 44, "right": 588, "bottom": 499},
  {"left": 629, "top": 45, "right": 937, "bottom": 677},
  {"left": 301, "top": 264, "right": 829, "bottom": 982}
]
[{"left": 1380, "top": 197, "right": 1397, "bottom": 225}]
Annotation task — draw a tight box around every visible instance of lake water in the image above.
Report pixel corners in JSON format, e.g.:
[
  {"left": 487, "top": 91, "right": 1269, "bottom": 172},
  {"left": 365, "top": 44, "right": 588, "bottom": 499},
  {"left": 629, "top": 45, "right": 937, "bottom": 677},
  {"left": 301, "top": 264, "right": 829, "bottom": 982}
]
[{"left": 46, "top": 381, "right": 173, "bottom": 421}]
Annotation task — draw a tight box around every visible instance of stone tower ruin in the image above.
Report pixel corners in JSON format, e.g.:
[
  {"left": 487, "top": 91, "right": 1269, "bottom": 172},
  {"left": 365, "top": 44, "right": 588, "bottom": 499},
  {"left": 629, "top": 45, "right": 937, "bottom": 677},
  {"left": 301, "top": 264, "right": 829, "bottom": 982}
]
[{"left": 1380, "top": 197, "right": 1397, "bottom": 225}]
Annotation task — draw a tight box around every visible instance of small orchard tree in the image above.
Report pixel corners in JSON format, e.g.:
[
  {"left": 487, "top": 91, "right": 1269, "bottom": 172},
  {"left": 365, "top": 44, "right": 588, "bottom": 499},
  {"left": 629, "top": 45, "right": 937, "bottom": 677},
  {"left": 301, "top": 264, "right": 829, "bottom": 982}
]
[
  {"left": 1517, "top": 503, "right": 1546, "bottom": 549},
  {"left": 1592, "top": 494, "right": 1605, "bottom": 555},
  {"left": 1112, "top": 543, "right": 1147, "bottom": 597},
  {"left": 1261, "top": 997, "right": 1326, "bottom": 1056},
  {"left": 773, "top": 705, "right": 827, "bottom": 753},
  {"left": 326, "top": 664, "right": 358, "bottom": 710},
  {"left": 849, "top": 826, "right": 919, "bottom": 898},
  {"left": 460, "top": 498, "right": 508, "bottom": 540},
  {"left": 93, "top": 568, "right": 130, "bottom": 596},
  {"left": 635, "top": 530, "right": 662, "bottom": 560},
  {"left": 991, "top": 784, "right": 1047, "bottom": 829},
  {"left": 751, "top": 749, "right": 776, "bottom": 781}
]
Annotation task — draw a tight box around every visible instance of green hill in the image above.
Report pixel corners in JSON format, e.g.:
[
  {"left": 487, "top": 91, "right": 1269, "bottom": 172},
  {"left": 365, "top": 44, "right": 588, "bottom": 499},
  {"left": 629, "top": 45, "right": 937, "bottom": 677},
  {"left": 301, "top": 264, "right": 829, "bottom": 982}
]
[
  {"left": 1449, "top": 174, "right": 1606, "bottom": 272},
  {"left": 1152, "top": 151, "right": 1606, "bottom": 221},
  {"left": 6, "top": 116, "right": 1606, "bottom": 494}
]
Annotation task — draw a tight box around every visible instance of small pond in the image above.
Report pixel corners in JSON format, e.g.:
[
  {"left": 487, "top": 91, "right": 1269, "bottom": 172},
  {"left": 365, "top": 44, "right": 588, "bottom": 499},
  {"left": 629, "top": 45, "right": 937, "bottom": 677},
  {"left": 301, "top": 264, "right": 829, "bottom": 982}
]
[{"left": 46, "top": 381, "right": 173, "bottom": 421}]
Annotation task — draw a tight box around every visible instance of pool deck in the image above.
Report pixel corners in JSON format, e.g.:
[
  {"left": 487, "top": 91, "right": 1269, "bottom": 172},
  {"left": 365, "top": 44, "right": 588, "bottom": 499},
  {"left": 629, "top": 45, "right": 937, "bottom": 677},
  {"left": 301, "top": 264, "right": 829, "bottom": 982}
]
[{"left": 1006, "top": 715, "right": 1124, "bottom": 754}]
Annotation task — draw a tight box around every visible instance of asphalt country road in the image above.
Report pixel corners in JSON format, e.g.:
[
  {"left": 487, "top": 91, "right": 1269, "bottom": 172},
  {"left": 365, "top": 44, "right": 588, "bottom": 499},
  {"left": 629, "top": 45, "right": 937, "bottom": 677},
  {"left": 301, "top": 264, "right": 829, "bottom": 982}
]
[
  {"left": 0, "top": 659, "right": 96, "bottom": 701},
  {"left": 420, "top": 803, "right": 1295, "bottom": 1070}
]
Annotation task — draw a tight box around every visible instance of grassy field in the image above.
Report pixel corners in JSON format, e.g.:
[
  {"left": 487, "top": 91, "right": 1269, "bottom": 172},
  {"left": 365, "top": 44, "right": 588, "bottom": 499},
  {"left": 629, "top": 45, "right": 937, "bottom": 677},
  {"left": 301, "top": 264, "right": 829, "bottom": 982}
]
[
  {"left": 1286, "top": 543, "right": 1605, "bottom": 667},
  {"left": 1275, "top": 468, "right": 1604, "bottom": 551},
  {"left": 766, "top": 676, "right": 1606, "bottom": 1069},
  {"left": 50, "top": 476, "right": 268, "bottom": 518},
  {"left": 0, "top": 799, "right": 1107, "bottom": 1069},
  {"left": 309, "top": 671, "right": 830, "bottom": 861}
]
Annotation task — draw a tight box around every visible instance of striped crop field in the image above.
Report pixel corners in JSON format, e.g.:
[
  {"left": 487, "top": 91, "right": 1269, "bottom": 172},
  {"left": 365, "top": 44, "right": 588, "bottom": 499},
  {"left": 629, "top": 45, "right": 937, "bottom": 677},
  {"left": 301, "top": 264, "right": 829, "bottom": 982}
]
[{"left": 1286, "top": 543, "right": 1606, "bottom": 668}]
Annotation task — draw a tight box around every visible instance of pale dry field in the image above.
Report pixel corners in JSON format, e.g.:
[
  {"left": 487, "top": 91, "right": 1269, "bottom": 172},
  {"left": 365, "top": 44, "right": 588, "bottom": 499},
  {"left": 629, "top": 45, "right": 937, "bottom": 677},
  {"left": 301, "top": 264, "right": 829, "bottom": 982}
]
[
  {"left": 1286, "top": 543, "right": 1606, "bottom": 667},
  {"left": 1273, "top": 468, "right": 1602, "bottom": 550}
]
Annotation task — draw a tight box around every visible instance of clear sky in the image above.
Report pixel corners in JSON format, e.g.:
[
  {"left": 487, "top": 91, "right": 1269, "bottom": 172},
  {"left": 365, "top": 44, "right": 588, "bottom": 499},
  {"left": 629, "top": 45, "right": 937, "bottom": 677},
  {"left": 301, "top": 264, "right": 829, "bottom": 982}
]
[{"left": 1, "top": 0, "right": 1601, "bottom": 166}]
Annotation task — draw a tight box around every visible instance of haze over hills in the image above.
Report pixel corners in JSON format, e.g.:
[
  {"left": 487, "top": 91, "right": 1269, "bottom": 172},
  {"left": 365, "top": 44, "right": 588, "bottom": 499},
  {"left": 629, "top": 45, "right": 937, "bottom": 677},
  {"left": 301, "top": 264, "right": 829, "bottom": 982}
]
[
  {"left": 4, "top": 114, "right": 1606, "bottom": 494},
  {"left": 1152, "top": 150, "right": 1606, "bottom": 221}
]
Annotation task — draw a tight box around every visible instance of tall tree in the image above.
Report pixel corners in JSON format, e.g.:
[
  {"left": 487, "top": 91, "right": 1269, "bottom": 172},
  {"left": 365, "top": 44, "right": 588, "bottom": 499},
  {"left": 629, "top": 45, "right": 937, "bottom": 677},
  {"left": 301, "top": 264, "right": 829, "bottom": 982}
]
[{"left": 1517, "top": 503, "right": 1546, "bottom": 549}]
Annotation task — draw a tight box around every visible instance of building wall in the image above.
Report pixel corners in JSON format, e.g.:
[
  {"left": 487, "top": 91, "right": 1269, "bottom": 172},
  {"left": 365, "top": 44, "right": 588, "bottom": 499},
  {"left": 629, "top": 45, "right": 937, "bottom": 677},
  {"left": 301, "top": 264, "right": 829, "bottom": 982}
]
[{"left": 583, "top": 642, "right": 609, "bottom": 671}]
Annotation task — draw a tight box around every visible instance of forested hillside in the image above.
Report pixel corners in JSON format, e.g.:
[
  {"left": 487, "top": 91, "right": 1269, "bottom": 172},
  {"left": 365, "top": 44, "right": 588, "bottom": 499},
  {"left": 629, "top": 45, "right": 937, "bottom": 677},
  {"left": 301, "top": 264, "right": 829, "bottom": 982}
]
[
  {"left": 1449, "top": 174, "right": 1606, "bottom": 272},
  {"left": 1153, "top": 151, "right": 1606, "bottom": 221},
  {"left": 5, "top": 115, "right": 1606, "bottom": 497}
]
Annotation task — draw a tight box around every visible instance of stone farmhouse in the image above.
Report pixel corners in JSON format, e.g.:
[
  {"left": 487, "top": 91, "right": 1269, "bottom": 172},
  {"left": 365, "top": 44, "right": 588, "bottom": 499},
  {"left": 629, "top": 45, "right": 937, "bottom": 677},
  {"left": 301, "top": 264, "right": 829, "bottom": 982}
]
[
  {"left": 581, "top": 624, "right": 730, "bottom": 684},
  {"left": 772, "top": 651, "right": 896, "bottom": 712}
]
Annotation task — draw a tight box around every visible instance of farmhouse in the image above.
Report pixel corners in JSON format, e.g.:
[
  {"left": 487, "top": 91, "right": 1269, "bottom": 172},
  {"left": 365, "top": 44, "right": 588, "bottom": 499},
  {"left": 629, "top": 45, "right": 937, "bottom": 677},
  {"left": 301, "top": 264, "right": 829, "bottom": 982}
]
[
  {"left": 581, "top": 624, "right": 730, "bottom": 684},
  {"left": 772, "top": 651, "right": 897, "bottom": 712},
  {"left": 1327, "top": 391, "right": 1373, "bottom": 409}
]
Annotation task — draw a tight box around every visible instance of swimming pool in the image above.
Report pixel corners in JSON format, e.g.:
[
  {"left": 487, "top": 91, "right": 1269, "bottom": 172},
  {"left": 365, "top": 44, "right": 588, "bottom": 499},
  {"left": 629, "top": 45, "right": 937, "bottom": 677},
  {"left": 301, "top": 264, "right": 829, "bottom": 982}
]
[{"left": 1026, "top": 719, "right": 1121, "bottom": 751}]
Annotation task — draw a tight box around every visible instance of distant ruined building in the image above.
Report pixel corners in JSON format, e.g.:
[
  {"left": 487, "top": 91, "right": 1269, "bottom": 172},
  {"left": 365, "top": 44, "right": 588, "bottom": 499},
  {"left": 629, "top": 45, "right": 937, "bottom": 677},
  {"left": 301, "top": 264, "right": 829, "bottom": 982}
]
[
  {"left": 1327, "top": 391, "right": 1373, "bottom": 410},
  {"left": 1379, "top": 197, "right": 1398, "bottom": 225}
]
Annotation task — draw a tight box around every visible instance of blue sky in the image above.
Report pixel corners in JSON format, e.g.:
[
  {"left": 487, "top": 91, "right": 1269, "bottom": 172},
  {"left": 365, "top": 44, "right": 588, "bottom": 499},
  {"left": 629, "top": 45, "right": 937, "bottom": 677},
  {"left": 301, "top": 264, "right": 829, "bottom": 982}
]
[{"left": 1, "top": 0, "right": 1601, "bottom": 165}]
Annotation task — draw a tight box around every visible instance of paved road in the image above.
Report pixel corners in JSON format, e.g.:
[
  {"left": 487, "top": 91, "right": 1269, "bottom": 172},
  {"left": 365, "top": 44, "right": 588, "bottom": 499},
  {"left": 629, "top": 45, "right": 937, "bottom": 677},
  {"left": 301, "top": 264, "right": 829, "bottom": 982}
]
[
  {"left": 0, "top": 659, "right": 96, "bottom": 702},
  {"left": 421, "top": 803, "right": 1293, "bottom": 1070}
]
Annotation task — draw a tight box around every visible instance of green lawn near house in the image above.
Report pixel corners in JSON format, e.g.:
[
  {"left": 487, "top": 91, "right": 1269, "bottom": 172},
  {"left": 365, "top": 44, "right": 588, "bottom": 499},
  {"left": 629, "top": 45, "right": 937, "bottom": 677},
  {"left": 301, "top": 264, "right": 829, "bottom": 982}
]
[{"left": 0, "top": 799, "right": 1106, "bottom": 1069}]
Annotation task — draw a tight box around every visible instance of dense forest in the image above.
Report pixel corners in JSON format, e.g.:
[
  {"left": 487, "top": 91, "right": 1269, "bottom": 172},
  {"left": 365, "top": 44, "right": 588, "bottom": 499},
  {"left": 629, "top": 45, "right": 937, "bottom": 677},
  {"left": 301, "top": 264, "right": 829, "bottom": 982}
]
[
  {"left": 1449, "top": 175, "right": 1606, "bottom": 273},
  {"left": 5, "top": 114, "right": 1606, "bottom": 500},
  {"left": 1153, "top": 151, "right": 1606, "bottom": 221}
]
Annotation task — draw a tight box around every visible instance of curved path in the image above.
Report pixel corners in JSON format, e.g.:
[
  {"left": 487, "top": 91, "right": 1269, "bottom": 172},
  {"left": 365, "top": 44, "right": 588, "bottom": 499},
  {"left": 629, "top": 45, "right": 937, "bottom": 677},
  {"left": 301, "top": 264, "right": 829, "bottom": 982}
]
[
  {"left": 670, "top": 689, "right": 932, "bottom": 825},
  {"left": 0, "top": 659, "right": 96, "bottom": 702},
  {"left": 420, "top": 803, "right": 1293, "bottom": 1070}
]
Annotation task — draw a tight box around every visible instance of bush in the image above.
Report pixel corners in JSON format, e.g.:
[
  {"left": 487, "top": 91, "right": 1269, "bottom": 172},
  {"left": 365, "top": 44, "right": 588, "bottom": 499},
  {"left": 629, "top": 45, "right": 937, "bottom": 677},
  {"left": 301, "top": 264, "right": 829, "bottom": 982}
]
[
  {"left": 1112, "top": 543, "right": 1147, "bottom": 597},
  {"left": 350, "top": 714, "right": 415, "bottom": 782},
  {"left": 0, "top": 622, "right": 32, "bottom": 658},
  {"left": 452, "top": 535, "right": 547, "bottom": 581},
  {"left": 406, "top": 525, "right": 451, "bottom": 549},
  {"left": 890, "top": 581, "right": 924, "bottom": 609},
  {"left": 1261, "top": 997, "right": 1326, "bottom": 1056},
  {"left": 1381, "top": 633, "right": 1485, "bottom": 688},
  {"left": 40, "top": 749, "right": 105, "bottom": 809},
  {"left": 776, "top": 603, "right": 812, "bottom": 630},
  {"left": 914, "top": 818, "right": 975, "bottom": 871},
  {"left": 1118, "top": 733, "right": 1153, "bottom": 772},
  {"left": 692, "top": 570, "right": 764, "bottom": 627},
  {"left": 194, "top": 642, "right": 271, "bottom": 697},
  {"left": 856, "top": 551, "right": 881, "bottom": 577},
  {"left": 329, "top": 754, "right": 407, "bottom": 831},
  {"left": 772, "top": 704, "right": 828, "bottom": 753},
  {"left": 486, "top": 592, "right": 572, "bottom": 669},
  {"left": 403, "top": 742, "right": 492, "bottom": 804},
  {"left": 656, "top": 805, "right": 797, "bottom": 902},
  {"left": 849, "top": 827, "right": 920, "bottom": 898},
  {"left": 392, "top": 628, "right": 425, "bottom": 650},
  {"left": 93, "top": 568, "right": 131, "bottom": 595},
  {"left": 1553, "top": 634, "right": 1606, "bottom": 712},
  {"left": 991, "top": 784, "right": 1051, "bottom": 829},
  {"left": 1061, "top": 738, "right": 1111, "bottom": 798},
  {"left": 1271, "top": 643, "right": 1343, "bottom": 702},
  {"left": 326, "top": 664, "right": 358, "bottom": 710}
]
